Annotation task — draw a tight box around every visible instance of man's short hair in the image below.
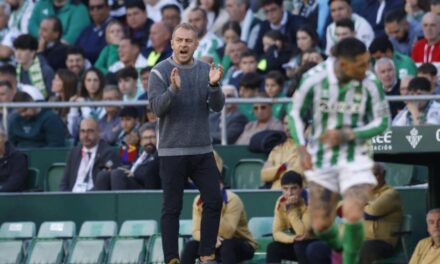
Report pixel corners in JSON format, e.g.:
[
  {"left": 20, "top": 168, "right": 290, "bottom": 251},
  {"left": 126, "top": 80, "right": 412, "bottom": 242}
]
[
  {"left": 239, "top": 72, "right": 261, "bottom": 89},
  {"left": 265, "top": 70, "right": 285, "bottom": 87},
  {"left": 332, "top": 37, "right": 366, "bottom": 59},
  {"left": 140, "top": 66, "right": 153, "bottom": 76},
  {"left": 408, "top": 77, "right": 432, "bottom": 92},
  {"left": 328, "top": 0, "right": 351, "bottom": 5},
  {"left": 427, "top": 208, "right": 440, "bottom": 219},
  {"left": 384, "top": 9, "right": 406, "bottom": 24},
  {"left": 0, "top": 64, "right": 17, "bottom": 77},
  {"left": 190, "top": 7, "right": 207, "bottom": 21},
  {"left": 374, "top": 57, "right": 395, "bottom": 74},
  {"left": 281, "top": 170, "right": 303, "bottom": 188},
  {"left": 116, "top": 66, "right": 138, "bottom": 81},
  {"left": 120, "top": 106, "right": 139, "bottom": 119},
  {"left": 263, "top": 30, "right": 285, "bottom": 42},
  {"left": 239, "top": 49, "right": 257, "bottom": 61},
  {"left": 125, "top": 0, "right": 145, "bottom": 11},
  {"left": 67, "top": 47, "right": 85, "bottom": 57},
  {"left": 261, "top": 0, "right": 283, "bottom": 7},
  {"left": 13, "top": 34, "right": 38, "bottom": 51},
  {"left": 417, "top": 63, "right": 438, "bottom": 76},
  {"left": 13, "top": 91, "right": 33, "bottom": 102},
  {"left": 139, "top": 122, "right": 155, "bottom": 135},
  {"left": 335, "top": 18, "right": 355, "bottom": 32},
  {"left": 161, "top": 3, "right": 180, "bottom": 14},
  {"left": 0, "top": 80, "right": 13, "bottom": 90},
  {"left": 120, "top": 36, "right": 142, "bottom": 49},
  {"left": 44, "top": 16, "right": 63, "bottom": 40},
  {"left": 369, "top": 35, "right": 394, "bottom": 54},
  {"left": 103, "top": 84, "right": 122, "bottom": 97},
  {"left": 172, "top": 22, "right": 198, "bottom": 39}
]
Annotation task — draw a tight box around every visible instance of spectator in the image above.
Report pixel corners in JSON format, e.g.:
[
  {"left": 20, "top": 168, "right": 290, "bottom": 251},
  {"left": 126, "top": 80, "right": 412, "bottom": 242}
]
[
  {"left": 116, "top": 66, "right": 143, "bottom": 101},
  {"left": 405, "top": 0, "right": 430, "bottom": 23},
  {"left": 369, "top": 35, "right": 417, "bottom": 80},
  {"left": 209, "top": 85, "right": 248, "bottom": 144},
  {"left": 400, "top": 75, "right": 414, "bottom": 96},
  {"left": 13, "top": 34, "right": 54, "bottom": 99},
  {"left": 266, "top": 171, "right": 314, "bottom": 263},
  {"left": 95, "top": 123, "right": 161, "bottom": 190},
  {"left": 0, "top": 124, "right": 28, "bottom": 192},
  {"left": 416, "top": 63, "right": 440, "bottom": 94},
  {"left": 184, "top": 0, "right": 229, "bottom": 37},
  {"left": 412, "top": 12, "right": 440, "bottom": 72},
  {"left": 290, "top": 0, "right": 319, "bottom": 29},
  {"left": 409, "top": 208, "right": 440, "bottom": 263},
  {"left": 359, "top": 0, "right": 403, "bottom": 37},
  {"left": 181, "top": 179, "right": 257, "bottom": 264},
  {"left": 125, "top": 0, "right": 154, "bottom": 49},
  {"left": 325, "top": 0, "right": 374, "bottom": 55},
  {"left": 50, "top": 69, "right": 78, "bottom": 122},
  {"left": 238, "top": 71, "right": 261, "bottom": 121},
  {"left": 264, "top": 70, "right": 286, "bottom": 119},
  {"left": 37, "top": 16, "right": 69, "bottom": 71},
  {"left": 117, "top": 106, "right": 140, "bottom": 165},
  {"left": 59, "top": 118, "right": 121, "bottom": 192},
  {"left": 66, "top": 47, "right": 90, "bottom": 80},
  {"left": 393, "top": 77, "right": 440, "bottom": 126},
  {"left": 9, "top": 91, "right": 65, "bottom": 148},
  {"left": 222, "top": 40, "right": 247, "bottom": 86},
  {"left": 255, "top": 0, "right": 306, "bottom": 57},
  {"left": 146, "top": 0, "right": 181, "bottom": 23},
  {"left": 188, "top": 7, "right": 224, "bottom": 64},
  {"left": 75, "top": 0, "right": 112, "bottom": 64},
  {"left": 28, "top": 0, "right": 90, "bottom": 45},
  {"left": 374, "top": 58, "right": 405, "bottom": 118},
  {"left": 0, "top": 0, "right": 34, "bottom": 61},
  {"left": 161, "top": 4, "right": 182, "bottom": 31},
  {"left": 0, "top": 3, "right": 10, "bottom": 43},
  {"left": 335, "top": 18, "right": 356, "bottom": 42},
  {"left": 67, "top": 68, "right": 106, "bottom": 140},
  {"left": 217, "top": 21, "right": 241, "bottom": 73},
  {"left": 259, "top": 30, "right": 292, "bottom": 74},
  {"left": 109, "top": 37, "right": 148, "bottom": 73},
  {"left": 384, "top": 8, "right": 423, "bottom": 56},
  {"left": 142, "top": 22, "right": 173, "bottom": 67},
  {"left": 99, "top": 85, "right": 122, "bottom": 146},
  {"left": 431, "top": 0, "right": 440, "bottom": 16},
  {"left": 139, "top": 66, "right": 152, "bottom": 100},
  {"left": 229, "top": 49, "right": 259, "bottom": 89},
  {"left": 0, "top": 64, "right": 18, "bottom": 94},
  {"left": 95, "top": 20, "right": 124, "bottom": 75},
  {"left": 235, "top": 100, "right": 283, "bottom": 145},
  {"left": 261, "top": 116, "right": 303, "bottom": 189}
]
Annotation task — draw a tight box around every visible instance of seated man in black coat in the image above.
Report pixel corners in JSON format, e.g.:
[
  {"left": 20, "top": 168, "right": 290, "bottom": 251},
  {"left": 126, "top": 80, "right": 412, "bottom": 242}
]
[
  {"left": 0, "top": 125, "right": 28, "bottom": 192},
  {"left": 59, "top": 118, "right": 121, "bottom": 192},
  {"left": 94, "top": 123, "right": 161, "bottom": 190}
]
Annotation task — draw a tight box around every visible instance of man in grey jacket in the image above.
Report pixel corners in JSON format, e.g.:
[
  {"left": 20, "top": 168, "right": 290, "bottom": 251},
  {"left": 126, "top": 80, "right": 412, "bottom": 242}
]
[{"left": 149, "top": 23, "right": 225, "bottom": 264}]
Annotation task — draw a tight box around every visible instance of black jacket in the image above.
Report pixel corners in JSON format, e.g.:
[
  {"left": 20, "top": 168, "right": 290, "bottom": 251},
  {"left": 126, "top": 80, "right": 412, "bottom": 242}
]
[
  {"left": 59, "top": 140, "right": 122, "bottom": 191},
  {"left": 133, "top": 152, "right": 161, "bottom": 189},
  {"left": 0, "top": 141, "right": 28, "bottom": 192}
]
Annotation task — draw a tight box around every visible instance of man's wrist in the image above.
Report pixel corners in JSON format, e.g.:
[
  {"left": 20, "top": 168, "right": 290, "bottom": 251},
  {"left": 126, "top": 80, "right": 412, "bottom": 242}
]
[{"left": 208, "top": 82, "right": 219, "bottom": 87}]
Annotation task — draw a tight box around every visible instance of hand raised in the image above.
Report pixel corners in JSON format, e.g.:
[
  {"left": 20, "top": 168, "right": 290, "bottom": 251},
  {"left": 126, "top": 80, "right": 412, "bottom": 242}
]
[
  {"left": 209, "top": 63, "right": 223, "bottom": 86},
  {"left": 170, "top": 67, "right": 181, "bottom": 91}
]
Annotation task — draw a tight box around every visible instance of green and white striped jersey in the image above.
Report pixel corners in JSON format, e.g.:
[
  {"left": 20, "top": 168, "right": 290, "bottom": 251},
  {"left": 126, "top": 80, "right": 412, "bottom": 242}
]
[{"left": 289, "top": 58, "right": 390, "bottom": 169}]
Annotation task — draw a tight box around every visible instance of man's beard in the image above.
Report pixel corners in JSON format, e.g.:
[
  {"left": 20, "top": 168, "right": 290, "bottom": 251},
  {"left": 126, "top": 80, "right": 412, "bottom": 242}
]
[{"left": 143, "top": 143, "right": 156, "bottom": 154}]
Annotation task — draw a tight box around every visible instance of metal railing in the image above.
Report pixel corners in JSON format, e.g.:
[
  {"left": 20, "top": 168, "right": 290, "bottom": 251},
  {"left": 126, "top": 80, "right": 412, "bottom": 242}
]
[{"left": 2, "top": 94, "right": 440, "bottom": 145}]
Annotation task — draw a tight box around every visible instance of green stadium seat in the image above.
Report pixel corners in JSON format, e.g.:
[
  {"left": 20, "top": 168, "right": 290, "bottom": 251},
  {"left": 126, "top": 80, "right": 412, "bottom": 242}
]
[
  {"left": 26, "top": 221, "right": 76, "bottom": 264},
  {"left": 248, "top": 217, "right": 273, "bottom": 238},
  {"left": 26, "top": 167, "right": 41, "bottom": 191},
  {"left": 0, "top": 222, "right": 36, "bottom": 264},
  {"left": 108, "top": 220, "right": 158, "bottom": 264},
  {"left": 232, "top": 159, "right": 265, "bottom": 189},
  {"left": 179, "top": 220, "right": 192, "bottom": 238},
  {"left": 383, "top": 163, "right": 414, "bottom": 187},
  {"left": 146, "top": 234, "right": 184, "bottom": 264},
  {"left": 67, "top": 221, "right": 117, "bottom": 264},
  {"left": 46, "top": 163, "right": 66, "bottom": 192}
]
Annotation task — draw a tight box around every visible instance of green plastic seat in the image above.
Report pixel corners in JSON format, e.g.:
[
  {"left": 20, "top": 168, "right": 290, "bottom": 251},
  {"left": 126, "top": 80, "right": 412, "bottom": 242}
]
[
  {"left": 46, "top": 163, "right": 66, "bottom": 191},
  {"left": 179, "top": 220, "right": 192, "bottom": 237},
  {"left": 26, "top": 168, "right": 40, "bottom": 191},
  {"left": 248, "top": 217, "right": 273, "bottom": 238},
  {"left": 0, "top": 240, "right": 24, "bottom": 264},
  {"left": 107, "top": 220, "right": 158, "bottom": 264},
  {"left": 0, "top": 222, "right": 36, "bottom": 239},
  {"left": 67, "top": 221, "right": 117, "bottom": 264},
  {"left": 232, "top": 159, "right": 265, "bottom": 189},
  {"left": 146, "top": 234, "right": 184, "bottom": 264},
  {"left": 0, "top": 222, "right": 36, "bottom": 263},
  {"left": 26, "top": 221, "right": 76, "bottom": 264}
]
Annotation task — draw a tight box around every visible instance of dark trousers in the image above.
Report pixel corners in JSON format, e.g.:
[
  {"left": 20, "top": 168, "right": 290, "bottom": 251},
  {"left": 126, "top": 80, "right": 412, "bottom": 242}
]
[
  {"left": 160, "top": 153, "right": 222, "bottom": 263},
  {"left": 94, "top": 169, "right": 143, "bottom": 190},
  {"left": 181, "top": 238, "right": 255, "bottom": 264},
  {"left": 266, "top": 240, "right": 315, "bottom": 264},
  {"left": 306, "top": 240, "right": 331, "bottom": 264}
]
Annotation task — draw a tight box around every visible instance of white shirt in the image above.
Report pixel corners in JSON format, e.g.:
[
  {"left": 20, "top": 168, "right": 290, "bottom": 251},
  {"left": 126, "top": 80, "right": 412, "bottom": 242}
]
[
  {"left": 72, "top": 145, "right": 98, "bottom": 193},
  {"left": 393, "top": 101, "right": 440, "bottom": 126}
]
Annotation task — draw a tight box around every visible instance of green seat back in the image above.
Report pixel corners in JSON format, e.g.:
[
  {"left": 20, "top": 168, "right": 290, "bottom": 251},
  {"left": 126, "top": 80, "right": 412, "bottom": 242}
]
[
  {"left": 233, "top": 159, "right": 265, "bottom": 189},
  {"left": 26, "top": 168, "right": 40, "bottom": 191},
  {"left": 108, "top": 239, "right": 145, "bottom": 264},
  {"left": 147, "top": 235, "right": 184, "bottom": 264},
  {"left": 47, "top": 163, "right": 66, "bottom": 192},
  {"left": 38, "top": 221, "right": 76, "bottom": 239},
  {"left": 79, "top": 221, "right": 117, "bottom": 238},
  {"left": 68, "top": 239, "right": 105, "bottom": 264},
  {"left": 27, "top": 240, "right": 64, "bottom": 264},
  {"left": 0, "top": 240, "right": 24, "bottom": 263},
  {"left": 384, "top": 163, "right": 414, "bottom": 187},
  {"left": 119, "top": 220, "right": 158, "bottom": 237},
  {"left": 248, "top": 217, "right": 273, "bottom": 238},
  {"left": 0, "top": 222, "right": 36, "bottom": 239},
  {"left": 179, "top": 220, "right": 192, "bottom": 237}
]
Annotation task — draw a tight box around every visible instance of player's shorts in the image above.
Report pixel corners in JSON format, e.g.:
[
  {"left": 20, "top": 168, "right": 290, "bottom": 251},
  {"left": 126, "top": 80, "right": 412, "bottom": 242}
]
[{"left": 304, "top": 155, "right": 377, "bottom": 194}]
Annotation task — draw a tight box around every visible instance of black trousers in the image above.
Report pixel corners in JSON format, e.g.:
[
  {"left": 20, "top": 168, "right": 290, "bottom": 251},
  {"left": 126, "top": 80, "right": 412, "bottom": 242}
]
[
  {"left": 160, "top": 153, "right": 222, "bottom": 263},
  {"left": 94, "top": 169, "right": 143, "bottom": 190},
  {"left": 266, "top": 240, "right": 315, "bottom": 264},
  {"left": 181, "top": 238, "right": 255, "bottom": 264}
]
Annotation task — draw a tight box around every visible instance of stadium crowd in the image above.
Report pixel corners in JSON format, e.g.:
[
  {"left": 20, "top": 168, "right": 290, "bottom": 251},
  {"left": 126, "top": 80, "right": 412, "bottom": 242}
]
[{"left": 0, "top": 0, "right": 440, "bottom": 263}]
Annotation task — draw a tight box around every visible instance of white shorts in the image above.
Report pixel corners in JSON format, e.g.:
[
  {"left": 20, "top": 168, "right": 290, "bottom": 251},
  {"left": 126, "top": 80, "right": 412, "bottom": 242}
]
[{"left": 304, "top": 155, "right": 377, "bottom": 194}]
